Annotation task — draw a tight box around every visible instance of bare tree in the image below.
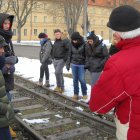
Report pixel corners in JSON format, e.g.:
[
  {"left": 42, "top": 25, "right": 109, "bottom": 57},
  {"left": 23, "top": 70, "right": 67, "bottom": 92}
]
[
  {"left": 0, "top": 0, "right": 11, "bottom": 13},
  {"left": 11, "top": 0, "right": 37, "bottom": 43},
  {"left": 60, "top": 0, "right": 84, "bottom": 36}
]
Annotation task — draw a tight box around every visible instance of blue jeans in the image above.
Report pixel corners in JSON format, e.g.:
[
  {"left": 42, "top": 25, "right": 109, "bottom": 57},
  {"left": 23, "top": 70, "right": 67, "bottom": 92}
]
[
  {"left": 90, "top": 72, "right": 101, "bottom": 87},
  {"left": 0, "top": 127, "right": 12, "bottom": 140},
  {"left": 71, "top": 65, "right": 87, "bottom": 96},
  {"left": 6, "top": 92, "right": 12, "bottom": 102}
]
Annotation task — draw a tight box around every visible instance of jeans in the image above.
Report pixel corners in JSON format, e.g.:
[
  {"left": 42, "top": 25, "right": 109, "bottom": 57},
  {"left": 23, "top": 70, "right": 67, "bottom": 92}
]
[
  {"left": 71, "top": 65, "right": 87, "bottom": 96},
  {"left": 0, "top": 127, "right": 12, "bottom": 140},
  {"left": 6, "top": 91, "right": 12, "bottom": 102},
  {"left": 90, "top": 72, "right": 101, "bottom": 87},
  {"left": 40, "top": 62, "right": 49, "bottom": 81},
  {"left": 53, "top": 59, "right": 65, "bottom": 89}
]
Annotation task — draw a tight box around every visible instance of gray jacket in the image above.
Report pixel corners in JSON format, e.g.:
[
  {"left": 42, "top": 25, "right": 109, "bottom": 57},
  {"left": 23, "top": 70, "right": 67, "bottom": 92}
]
[{"left": 39, "top": 40, "right": 52, "bottom": 64}]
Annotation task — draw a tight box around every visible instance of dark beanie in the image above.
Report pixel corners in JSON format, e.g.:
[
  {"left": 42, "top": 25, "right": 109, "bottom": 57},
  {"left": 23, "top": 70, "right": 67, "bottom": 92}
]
[
  {"left": 107, "top": 5, "right": 140, "bottom": 32},
  {"left": 87, "top": 31, "right": 98, "bottom": 41},
  {"left": 38, "top": 33, "right": 48, "bottom": 38},
  {"left": 71, "top": 32, "right": 82, "bottom": 40}
]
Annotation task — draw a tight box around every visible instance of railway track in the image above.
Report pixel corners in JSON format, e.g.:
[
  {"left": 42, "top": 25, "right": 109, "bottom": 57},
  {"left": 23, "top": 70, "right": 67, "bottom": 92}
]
[{"left": 13, "top": 74, "right": 116, "bottom": 140}]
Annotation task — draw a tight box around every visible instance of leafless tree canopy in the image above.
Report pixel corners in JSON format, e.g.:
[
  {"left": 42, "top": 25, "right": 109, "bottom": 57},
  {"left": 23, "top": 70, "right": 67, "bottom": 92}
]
[
  {"left": 61, "top": 0, "right": 84, "bottom": 36},
  {"left": 0, "top": 0, "right": 11, "bottom": 13},
  {"left": 11, "top": 0, "right": 37, "bottom": 42}
]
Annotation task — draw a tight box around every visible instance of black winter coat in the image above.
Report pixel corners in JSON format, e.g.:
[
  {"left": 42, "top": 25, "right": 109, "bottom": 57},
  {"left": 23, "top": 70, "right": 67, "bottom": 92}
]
[
  {"left": 0, "top": 13, "right": 15, "bottom": 91},
  {"left": 109, "top": 44, "right": 119, "bottom": 56},
  {"left": 66, "top": 41, "right": 86, "bottom": 69},
  {"left": 52, "top": 39, "right": 69, "bottom": 62},
  {"left": 85, "top": 40, "right": 109, "bottom": 72}
]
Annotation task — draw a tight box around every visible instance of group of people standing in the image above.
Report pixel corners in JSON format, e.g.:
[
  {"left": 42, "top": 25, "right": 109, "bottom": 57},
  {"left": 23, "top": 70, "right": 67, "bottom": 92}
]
[{"left": 38, "top": 28, "right": 109, "bottom": 100}]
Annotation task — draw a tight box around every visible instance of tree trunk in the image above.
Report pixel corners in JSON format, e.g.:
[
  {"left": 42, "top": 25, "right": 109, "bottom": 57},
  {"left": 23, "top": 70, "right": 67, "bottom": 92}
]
[{"left": 17, "top": 25, "right": 21, "bottom": 43}]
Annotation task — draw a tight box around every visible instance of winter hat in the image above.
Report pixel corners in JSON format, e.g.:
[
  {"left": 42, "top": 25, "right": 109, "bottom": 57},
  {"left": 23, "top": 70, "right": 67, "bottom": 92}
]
[
  {"left": 107, "top": 5, "right": 140, "bottom": 32},
  {"left": 71, "top": 32, "right": 82, "bottom": 40},
  {"left": 5, "top": 56, "right": 17, "bottom": 64},
  {"left": 87, "top": 31, "right": 98, "bottom": 41},
  {"left": 0, "top": 35, "right": 8, "bottom": 48},
  {"left": 38, "top": 33, "right": 48, "bottom": 39}
]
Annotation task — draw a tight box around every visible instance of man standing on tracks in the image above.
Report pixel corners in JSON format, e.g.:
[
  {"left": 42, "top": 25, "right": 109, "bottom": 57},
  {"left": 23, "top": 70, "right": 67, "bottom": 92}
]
[
  {"left": 0, "top": 35, "right": 15, "bottom": 140},
  {"left": 89, "top": 5, "right": 140, "bottom": 140},
  {"left": 52, "top": 29, "right": 69, "bottom": 93}
]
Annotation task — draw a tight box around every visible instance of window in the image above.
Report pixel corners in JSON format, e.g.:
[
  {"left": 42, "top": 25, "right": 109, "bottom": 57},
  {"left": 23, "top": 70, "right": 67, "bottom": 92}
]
[
  {"left": 92, "top": 8, "right": 96, "bottom": 14},
  {"left": 44, "top": 29, "right": 47, "bottom": 34},
  {"left": 33, "top": 3, "right": 37, "bottom": 9},
  {"left": 13, "top": 29, "right": 16, "bottom": 36},
  {"left": 44, "top": 4, "right": 47, "bottom": 10},
  {"left": 101, "top": 31, "right": 104, "bottom": 37},
  {"left": 34, "top": 16, "right": 37, "bottom": 23},
  {"left": 12, "top": 1, "right": 16, "bottom": 8},
  {"left": 44, "top": 16, "right": 47, "bottom": 23},
  {"left": 34, "top": 29, "right": 37, "bottom": 36},
  {"left": 24, "top": 29, "right": 27, "bottom": 36}
]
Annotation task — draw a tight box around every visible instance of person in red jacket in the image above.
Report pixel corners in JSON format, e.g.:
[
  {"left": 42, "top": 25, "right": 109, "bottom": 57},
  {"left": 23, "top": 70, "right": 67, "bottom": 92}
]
[{"left": 89, "top": 5, "right": 140, "bottom": 140}]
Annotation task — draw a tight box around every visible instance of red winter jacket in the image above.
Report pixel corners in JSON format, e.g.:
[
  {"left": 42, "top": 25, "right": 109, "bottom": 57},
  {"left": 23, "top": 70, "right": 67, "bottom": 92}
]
[{"left": 89, "top": 36, "right": 140, "bottom": 140}]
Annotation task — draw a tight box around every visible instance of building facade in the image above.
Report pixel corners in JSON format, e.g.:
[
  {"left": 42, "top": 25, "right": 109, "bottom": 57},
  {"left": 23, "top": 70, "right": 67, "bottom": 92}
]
[{"left": 11, "top": 0, "right": 136, "bottom": 41}]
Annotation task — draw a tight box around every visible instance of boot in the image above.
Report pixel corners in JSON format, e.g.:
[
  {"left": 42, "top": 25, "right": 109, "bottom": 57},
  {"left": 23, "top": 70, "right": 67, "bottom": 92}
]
[
  {"left": 10, "top": 127, "right": 17, "bottom": 138},
  {"left": 44, "top": 80, "right": 50, "bottom": 87},
  {"left": 82, "top": 95, "right": 88, "bottom": 100},
  {"left": 54, "top": 87, "right": 63, "bottom": 93},
  {"left": 72, "top": 95, "right": 78, "bottom": 100},
  {"left": 38, "top": 78, "right": 43, "bottom": 86}
]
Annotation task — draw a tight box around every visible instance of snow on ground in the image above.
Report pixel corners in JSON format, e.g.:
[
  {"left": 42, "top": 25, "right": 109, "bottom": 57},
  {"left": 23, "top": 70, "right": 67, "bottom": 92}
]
[{"left": 15, "top": 57, "right": 91, "bottom": 102}]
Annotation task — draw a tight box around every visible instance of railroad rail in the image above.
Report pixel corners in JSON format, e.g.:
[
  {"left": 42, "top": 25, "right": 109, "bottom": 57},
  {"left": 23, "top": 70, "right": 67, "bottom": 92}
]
[{"left": 13, "top": 74, "right": 116, "bottom": 140}]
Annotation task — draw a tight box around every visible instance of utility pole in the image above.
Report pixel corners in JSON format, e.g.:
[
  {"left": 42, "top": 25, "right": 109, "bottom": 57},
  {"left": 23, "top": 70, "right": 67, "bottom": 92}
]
[{"left": 83, "top": 0, "right": 88, "bottom": 36}]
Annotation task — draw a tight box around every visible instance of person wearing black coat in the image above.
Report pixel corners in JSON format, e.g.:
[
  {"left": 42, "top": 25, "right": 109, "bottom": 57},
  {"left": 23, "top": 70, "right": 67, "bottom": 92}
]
[
  {"left": 66, "top": 32, "right": 87, "bottom": 100},
  {"left": 52, "top": 29, "right": 70, "bottom": 93},
  {"left": 0, "top": 13, "right": 16, "bottom": 94},
  {"left": 85, "top": 31, "right": 109, "bottom": 87}
]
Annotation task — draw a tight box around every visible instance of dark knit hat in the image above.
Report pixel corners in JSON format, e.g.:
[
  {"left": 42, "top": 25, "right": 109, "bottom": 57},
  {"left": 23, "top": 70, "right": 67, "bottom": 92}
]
[
  {"left": 38, "top": 33, "right": 48, "bottom": 38},
  {"left": 0, "top": 35, "right": 8, "bottom": 48},
  {"left": 87, "top": 31, "right": 98, "bottom": 41},
  {"left": 71, "top": 32, "right": 82, "bottom": 40},
  {"left": 107, "top": 5, "right": 140, "bottom": 32}
]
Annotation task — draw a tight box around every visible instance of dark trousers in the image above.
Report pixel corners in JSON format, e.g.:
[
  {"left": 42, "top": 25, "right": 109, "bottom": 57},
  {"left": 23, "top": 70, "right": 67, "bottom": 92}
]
[
  {"left": 71, "top": 65, "right": 87, "bottom": 96},
  {"left": 0, "top": 127, "right": 12, "bottom": 140},
  {"left": 53, "top": 59, "right": 65, "bottom": 89},
  {"left": 40, "top": 62, "right": 49, "bottom": 81}
]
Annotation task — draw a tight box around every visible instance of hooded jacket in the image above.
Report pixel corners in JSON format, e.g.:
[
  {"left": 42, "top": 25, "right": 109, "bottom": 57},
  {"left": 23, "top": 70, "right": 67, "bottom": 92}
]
[
  {"left": 0, "top": 13, "right": 14, "bottom": 56},
  {"left": 85, "top": 39, "right": 109, "bottom": 72},
  {"left": 89, "top": 36, "right": 140, "bottom": 140},
  {"left": 66, "top": 37, "right": 86, "bottom": 68}
]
